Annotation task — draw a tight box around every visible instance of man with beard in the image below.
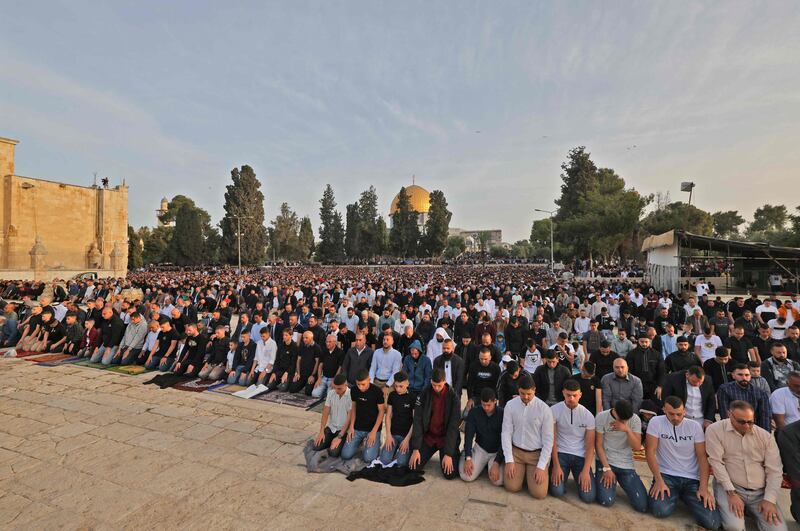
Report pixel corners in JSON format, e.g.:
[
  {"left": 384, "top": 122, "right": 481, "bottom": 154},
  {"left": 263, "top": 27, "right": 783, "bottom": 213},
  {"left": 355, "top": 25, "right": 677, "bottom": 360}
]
[
  {"left": 426, "top": 327, "right": 448, "bottom": 363},
  {"left": 664, "top": 335, "right": 702, "bottom": 373},
  {"left": 761, "top": 342, "right": 800, "bottom": 392},
  {"left": 717, "top": 364, "right": 772, "bottom": 432},
  {"left": 433, "top": 338, "right": 464, "bottom": 399},
  {"left": 627, "top": 336, "right": 666, "bottom": 401}
]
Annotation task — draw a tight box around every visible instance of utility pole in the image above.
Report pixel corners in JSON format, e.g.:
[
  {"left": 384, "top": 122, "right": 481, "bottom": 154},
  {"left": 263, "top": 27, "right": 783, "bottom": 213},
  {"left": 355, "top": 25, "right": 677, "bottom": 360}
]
[
  {"left": 534, "top": 208, "right": 556, "bottom": 275},
  {"left": 232, "top": 214, "right": 253, "bottom": 275}
]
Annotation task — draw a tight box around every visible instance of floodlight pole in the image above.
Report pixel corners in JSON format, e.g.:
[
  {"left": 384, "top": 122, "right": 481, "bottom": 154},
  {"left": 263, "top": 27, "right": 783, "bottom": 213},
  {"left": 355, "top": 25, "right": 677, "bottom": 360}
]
[{"left": 535, "top": 208, "right": 556, "bottom": 274}]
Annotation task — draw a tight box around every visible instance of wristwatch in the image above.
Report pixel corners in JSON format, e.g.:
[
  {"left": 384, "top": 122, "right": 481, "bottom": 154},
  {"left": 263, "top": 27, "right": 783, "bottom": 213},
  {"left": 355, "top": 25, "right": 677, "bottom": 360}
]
[
  {"left": 601, "top": 467, "right": 611, "bottom": 472},
  {"left": 465, "top": 456, "right": 472, "bottom": 461}
]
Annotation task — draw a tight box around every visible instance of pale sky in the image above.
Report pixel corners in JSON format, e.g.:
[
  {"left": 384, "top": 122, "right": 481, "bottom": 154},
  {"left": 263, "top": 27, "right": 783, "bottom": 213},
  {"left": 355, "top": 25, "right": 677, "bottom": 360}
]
[{"left": 2, "top": 1, "right": 799, "bottom": 243}]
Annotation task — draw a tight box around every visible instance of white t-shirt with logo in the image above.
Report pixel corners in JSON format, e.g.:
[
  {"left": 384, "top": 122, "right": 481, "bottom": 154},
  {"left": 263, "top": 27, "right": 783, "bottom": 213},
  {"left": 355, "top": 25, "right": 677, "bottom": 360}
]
[
  {"left": 694, "top": 334, "right": 723, "bottom": 362},
  {"left": 551, "top": 401, "right": 595, "bottom": 457},
  {"left": 646, "top": 416, "right": 704, "bottom": 480},
  {"left": 770, "top": 387, "right": 800, "bottom": 426},
  {"left": 767, "top": 319, "right": 787, "bottom": 340},
  {"left": 522, "top": 348, "right": 542, "bottom": 374}
]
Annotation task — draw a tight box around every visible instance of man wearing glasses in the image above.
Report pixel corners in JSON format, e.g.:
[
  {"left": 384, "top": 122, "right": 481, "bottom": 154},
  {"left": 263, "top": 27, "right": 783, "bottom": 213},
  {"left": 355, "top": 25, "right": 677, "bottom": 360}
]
[{"left": 706, "top": 401, "right": 787, "bottom": 530}]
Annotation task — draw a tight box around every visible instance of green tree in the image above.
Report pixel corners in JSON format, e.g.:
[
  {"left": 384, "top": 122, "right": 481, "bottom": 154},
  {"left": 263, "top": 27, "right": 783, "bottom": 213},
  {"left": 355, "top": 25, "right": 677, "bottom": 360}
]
[
  {"left": 127, "top": 225, "right": 143, "bottom": 269},
  {"left": 376, "top": 216, "right": 389, "bottom": 255},
  {"left": 269, "top": 202, "right": 303, "bottom": 261},
  {"left": 510, "top": 240, "right": 533, "bottom": 260},
  {"left": 221, "top": 165, "right": 268, "bottom": 265},
  {"left": 168, "top": 203, "right": 206, "bottom": 265},
  {"left": 489, "top": 245, "right": 509, "bottom": 259},
  {"left": 357, "top": 186, "right": 380, "bottom": 259},
  {"left": 748, "top": 204, "right": 788, "bottom": 234},
  {"left": 344, "top": 203, "right": 361, "bottom": 259},
  {"left": 317, "top": 185, "right": 345, "bottom": 263},
  {"left": 443, "top": 235, "right": 466, "bottom": 259},
  {"left": 554, "top": 148, "right": 650, "bottom": 259},
  {"left": 298, "top": 216, "right": 315, "bottom": 260},
  {"left": 421, "top": 190, "right": 452, "bottom": 256},
  {"left": 641, "top": 201, "right": 713, "bottom": 236},
  {"left": 477, "top": 231, "right": 491, "bottom": 254},
  {"left": 141, "top": 226, "right": 172, "bottom": 265},
  {"left": 554, "top": 146, "right": 597, "bottom": 221},
  {"left": 389, "top": 186, "right": 421, "bottom": 257},
  {"left": 712, "top": 210, "right": 745, "bottom": 239}
]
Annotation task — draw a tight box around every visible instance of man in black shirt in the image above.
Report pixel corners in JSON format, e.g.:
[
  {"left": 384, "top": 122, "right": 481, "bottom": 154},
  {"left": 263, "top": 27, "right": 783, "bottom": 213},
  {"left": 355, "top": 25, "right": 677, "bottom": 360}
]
[
  {"left": 290, "top": 331, "right": 321, "bottom": 395},
  {"left": 94, "top": 307, "right": 126, "bottom": 365},
  {"left": 336, "top": 323, "right": 355, "bottom": 353},
  {"left": 578, "top": 361, "right": 600, "bottom": 415},
  {"left": 267, "top": 328, "right": 297, "bottom": 391},
  {"left": 724, "top": 325, "right": 755, "bottom": 365},
  {"left": 702, "top": 347, "right": 732, "bottom": 391},
  {"left": 533, "top": 350, "right": 572, "bottom": 406},
  {"left": 664, "top": 336, "right": 701, "bottom": 373},
  {"left": 379, "top": 371, "right": 414, "bottom": 467},
  {"left": 312, "top": 335, "right": 344, "bottom": 399},
  {"left": 466, "top": 348, "right": 501, "bottom": 411},
  {"left": 589, "top": 340, "right": 619, "bottom": 381},
  {"left": 341, "top": 370, "right": 385, "bottom": 462},
  {"left": 145, "top": 318, "right": 179, "bottom": 371},
  {"left": 496, "top": 360, "right": 521, "bottom": 407},
  {"left": 752, "top": 325, "right": 774, "bottom": 363},
  {"left": 198, "top": 326, "right": 229, "bottom": 381},
  {"left": 173, "top": 323, "right": 207, "bottom": 377},
  {"left": 459, "top": 387, "right": 504, "bottom": 485}
]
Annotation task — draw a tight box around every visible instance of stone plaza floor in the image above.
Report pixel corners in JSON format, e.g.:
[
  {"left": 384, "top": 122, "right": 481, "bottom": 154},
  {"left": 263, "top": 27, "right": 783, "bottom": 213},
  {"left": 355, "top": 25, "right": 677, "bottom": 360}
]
[{"left": 0, "top": 358, "right": 795, "bottom": 530}]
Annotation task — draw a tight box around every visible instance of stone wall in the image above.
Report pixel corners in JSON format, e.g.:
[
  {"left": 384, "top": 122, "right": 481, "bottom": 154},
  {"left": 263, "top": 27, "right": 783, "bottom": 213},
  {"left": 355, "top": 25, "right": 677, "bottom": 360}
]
[{"left": 0, "top": 137, "right": 128, "bottom": 280}]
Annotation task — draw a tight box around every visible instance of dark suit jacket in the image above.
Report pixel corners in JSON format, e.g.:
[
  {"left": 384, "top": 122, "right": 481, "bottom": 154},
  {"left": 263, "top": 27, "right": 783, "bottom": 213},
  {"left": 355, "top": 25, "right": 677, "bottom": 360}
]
[
  {"left": 660, "top": 370, "right": 716, "bottom": 422},
  {"left": 433, "top": 354, "right": 465, "bottom": 398}
]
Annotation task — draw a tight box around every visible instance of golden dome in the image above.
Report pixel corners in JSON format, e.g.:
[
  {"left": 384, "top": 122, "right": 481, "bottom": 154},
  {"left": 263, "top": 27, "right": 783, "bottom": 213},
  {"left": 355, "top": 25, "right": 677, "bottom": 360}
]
[{"left": 390, "top": 184, "right": 430, "bottom": 214}]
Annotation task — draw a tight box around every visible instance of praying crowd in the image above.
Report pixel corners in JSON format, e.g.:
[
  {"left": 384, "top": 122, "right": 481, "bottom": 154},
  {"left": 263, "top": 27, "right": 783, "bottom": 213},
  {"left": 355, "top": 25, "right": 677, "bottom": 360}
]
[{"left": 1, "top": 264, "right": 799, "bottom": 530}]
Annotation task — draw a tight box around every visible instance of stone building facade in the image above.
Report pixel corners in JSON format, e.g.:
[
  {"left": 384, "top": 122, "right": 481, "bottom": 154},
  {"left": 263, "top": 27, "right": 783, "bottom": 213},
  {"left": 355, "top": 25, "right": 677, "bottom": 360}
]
[{"left": 0, "top": 136, "right": 128, "bottom": 280}]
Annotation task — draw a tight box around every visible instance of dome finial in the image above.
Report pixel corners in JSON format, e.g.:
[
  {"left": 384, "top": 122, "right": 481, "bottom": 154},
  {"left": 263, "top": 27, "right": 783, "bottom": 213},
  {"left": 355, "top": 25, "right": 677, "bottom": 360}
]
[{"left": 412, "top": 174, "right": 415, "bottom": 186}]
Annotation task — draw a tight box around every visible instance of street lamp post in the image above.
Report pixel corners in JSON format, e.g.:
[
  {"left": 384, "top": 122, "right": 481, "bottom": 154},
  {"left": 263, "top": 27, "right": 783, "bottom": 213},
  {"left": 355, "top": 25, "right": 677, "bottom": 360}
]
[
  {"left": 232, "top": 214, "right": 253, "bottom": 275},
  {"left": 534, "top": 208, "right": 556, "bottom": 274}
]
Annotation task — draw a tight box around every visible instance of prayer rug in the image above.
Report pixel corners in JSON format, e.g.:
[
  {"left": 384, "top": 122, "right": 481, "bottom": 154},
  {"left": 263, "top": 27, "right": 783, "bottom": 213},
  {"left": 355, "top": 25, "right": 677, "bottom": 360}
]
[
  {"left": 252, "top": 390, "right": 324, "bottom": 410},
  {"left": 35, "top": 355, "right": 83, "bottom": 366},
  {"left": 172, "top": 378, "right": 222, "bottom": 393},
  {"left": 6, "top": 350, "right": 43, "bottom": 358},
  {"left": 74, "top": 360, "right": 111, "bottom": 370},
  {"left": 208, "top": 383, "right": 248, "bottom": 396},
  {"left": 26, "top": 353, "right": 74, "bottom": 363},
  {"left": 106, "top": 365, "right": 151, "bottom": 376}
]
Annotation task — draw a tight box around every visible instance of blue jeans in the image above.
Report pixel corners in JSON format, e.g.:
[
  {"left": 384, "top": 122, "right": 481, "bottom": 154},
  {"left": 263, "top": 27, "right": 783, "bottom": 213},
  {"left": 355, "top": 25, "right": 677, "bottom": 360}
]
[
  {"left": 227, "top": 365, "right": 249, "bottom": 385},
  {"left": 92, "top": 345, "right": 118, "bottom": 364},
  {"left": 595, "top": 463, "right": 648, "bottom": 513},
  {"left": 649, "top": 473, "right": 721, "bottom": 530},
  {"left": 312, "top": 376, "right": 333, "bottom": 398},
  {"left": 340, "top": 429, "right": 381, "bottom": 462},
  {"left": 378, "top": 434, "right": 410, "bottom": 467},
  {"left": 549, "top": 452, "right": 595, "bottom": 503},
  {"left": 120, "top": 348, "right": 141, "bottom": 365}
]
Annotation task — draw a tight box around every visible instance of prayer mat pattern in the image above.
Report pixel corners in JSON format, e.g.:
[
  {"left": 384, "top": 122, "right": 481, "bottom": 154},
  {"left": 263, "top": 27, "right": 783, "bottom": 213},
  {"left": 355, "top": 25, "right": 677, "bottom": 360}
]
[
  {"left": 35, "top": 356, "right": 83, "bottom": 366},
  {"left": 106, "top": 365, "right": 151, "bottom": 375},
  {"left": 25, "top": 353, "right": 74, "bottom": 363},
  {"left": 252, "top": 390, "right": 324, "bottom": 410},
  {"left": 74, "top": 360, "right": 110, "bottom": 370},
  {"left": 7, "top": 350, "right": 44, "bottom": 358},
  {"left": 208, "top": 383, "right": 248, "bottom": 395},
  {"left": 172, "top": 378, "right": 222, "bottom": 393}
]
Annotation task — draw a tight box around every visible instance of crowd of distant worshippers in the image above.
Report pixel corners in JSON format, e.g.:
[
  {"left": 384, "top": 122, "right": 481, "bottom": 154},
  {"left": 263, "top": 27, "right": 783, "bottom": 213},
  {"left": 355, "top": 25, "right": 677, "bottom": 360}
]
[{"left": 0, "top": 266, "right": 799, "bottom": 529}]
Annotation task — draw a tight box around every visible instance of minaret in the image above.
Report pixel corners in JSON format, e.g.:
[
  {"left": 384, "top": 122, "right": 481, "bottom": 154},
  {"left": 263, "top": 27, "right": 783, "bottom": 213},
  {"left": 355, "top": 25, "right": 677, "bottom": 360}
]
[{"left": 157, "top": 197, "right": 169, "bottom": 226}]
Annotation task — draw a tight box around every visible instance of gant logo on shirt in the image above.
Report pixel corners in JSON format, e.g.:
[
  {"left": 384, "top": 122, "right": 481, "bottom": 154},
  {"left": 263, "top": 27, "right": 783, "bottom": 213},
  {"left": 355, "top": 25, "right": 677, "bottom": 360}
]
[{"left": 660, "top": 433, "right": 693, "bottom": 442}]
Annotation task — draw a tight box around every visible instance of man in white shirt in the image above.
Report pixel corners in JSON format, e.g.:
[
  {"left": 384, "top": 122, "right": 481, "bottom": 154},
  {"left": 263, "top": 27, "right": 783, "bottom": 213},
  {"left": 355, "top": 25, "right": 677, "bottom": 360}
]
[
  {"left": 770, "top": 371, "right": 800, "bottom": 430},
  {"left": 549, "top": 380, "right": 596, "bottom": 503},
  {"left": 250, "top": 328, "right": 277, "bottom": 385},
  {"left": 695, "top": 329, "right": 723, "bottom": 363},
  {"left": 501, "top": 374, "right": 553, "bottom": 499},
  {"left": 646, "top": 396, "right": 721, "bottom": 530},
  {"left": 573, "top": 309, "right": 591, "bottom": 337},
  {"left": 767, "top": 317, "right": 788, "bottom": 340},
  {"left": 312, "top": 374, "right": 352, "bottom": 457},
  {"left": 521, "top": 340, "right": 542, "bottom": 375}
]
